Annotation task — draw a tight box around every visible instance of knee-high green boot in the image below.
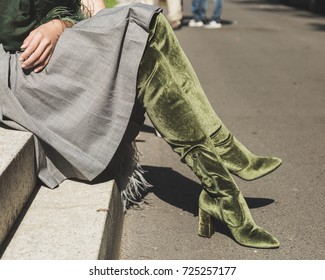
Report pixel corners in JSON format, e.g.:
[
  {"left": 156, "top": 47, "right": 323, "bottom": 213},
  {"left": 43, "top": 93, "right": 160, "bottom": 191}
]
[
  {"left": 136, "top": 14, "right": 280, "bottom": 248},
  {"left": 137, "top": 15, "right": 282, "bottom": 181}
]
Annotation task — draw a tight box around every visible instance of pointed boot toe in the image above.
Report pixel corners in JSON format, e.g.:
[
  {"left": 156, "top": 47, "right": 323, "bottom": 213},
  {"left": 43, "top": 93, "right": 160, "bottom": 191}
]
[
  {"left": 234, "top": 156, "right": 282, "bottom": 181},
  {"left": 232, "top": 226, "right": 280, "bottom": 249},
  {"left": 212, "top": 131, "right": 282, "bottom": 181}
]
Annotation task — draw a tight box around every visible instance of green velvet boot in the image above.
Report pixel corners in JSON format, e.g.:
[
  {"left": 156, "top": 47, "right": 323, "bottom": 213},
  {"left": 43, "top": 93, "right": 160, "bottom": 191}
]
[
  {"left": 137, "top": 14, "right": 280, "bottom": 248},
  {"left": 139, "top": 14, "right": 282, "bottom": 181},
  {"left": 184, "top": 146, "right": 279, "bottom": 249},
  {"left": 140, "top": 14, "right": 281, "bottom": 181},
  {"left": 198, "top": 189, "right": 279, "bottom": 248},
  {"left": 211, "top": 126, "right": 282, "bottom": 181}
]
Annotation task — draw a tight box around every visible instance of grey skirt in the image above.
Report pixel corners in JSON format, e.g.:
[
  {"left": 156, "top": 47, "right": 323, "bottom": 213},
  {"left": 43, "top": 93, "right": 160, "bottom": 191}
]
[{"left": 0, "top": 4, "right": 161, "bottom": 190}]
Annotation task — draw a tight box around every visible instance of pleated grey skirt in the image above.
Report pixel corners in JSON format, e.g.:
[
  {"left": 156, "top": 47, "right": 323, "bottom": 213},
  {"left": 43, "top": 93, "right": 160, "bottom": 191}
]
[{"left": 0, "top": 4, "right": 161, "bottom": 189}]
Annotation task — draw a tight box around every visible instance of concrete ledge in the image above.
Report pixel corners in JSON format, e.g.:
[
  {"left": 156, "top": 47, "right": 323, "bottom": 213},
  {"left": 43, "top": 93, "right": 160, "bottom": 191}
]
[
  {"left": 0, "top": 127, "right": 36, "bottom": 248},
  {"left": 1, "top": 178, "right": 124, "bottom": 260}
]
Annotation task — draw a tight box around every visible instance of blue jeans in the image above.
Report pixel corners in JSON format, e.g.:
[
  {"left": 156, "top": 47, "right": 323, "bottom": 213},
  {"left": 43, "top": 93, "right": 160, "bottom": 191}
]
[
  {"left": 192, "top": 0, "right": 224, "bottom": 22},
  {"left": 191, "top": 0, "right": 206, "bottom": 22}
]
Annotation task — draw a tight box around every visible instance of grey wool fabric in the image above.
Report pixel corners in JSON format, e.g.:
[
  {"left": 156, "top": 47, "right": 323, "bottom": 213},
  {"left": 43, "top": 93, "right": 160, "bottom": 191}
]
[{"left": 0, "top": 4, "right": 161, "bottom": 189}]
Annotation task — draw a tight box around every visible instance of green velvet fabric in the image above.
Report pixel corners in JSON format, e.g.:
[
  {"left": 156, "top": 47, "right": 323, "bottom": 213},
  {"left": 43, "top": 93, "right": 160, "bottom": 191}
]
[
  {"left": 137, "top": 14, "right": 280, "bottom": 248},
  {"left": 211, "top": 127, "right": 282, "bottom": 181},
  {"left": 136, "top": 15, "right": 282, "bottom": 182},
  {"left": 199, "top": 189, "right": 279, "bottom": 248}
]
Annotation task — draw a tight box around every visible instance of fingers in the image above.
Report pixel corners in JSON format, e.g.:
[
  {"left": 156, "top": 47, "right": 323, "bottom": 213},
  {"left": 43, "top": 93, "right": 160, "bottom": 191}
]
[
  {"left": 20, "top": 34, "right": 33, "bottom": 51},
  {"left": 20, "top": 40, "right": 52, "bottom": 70},
  {"left": 19, "top": 30, "right": 36, "bottom": 61},
  {"left": 33, "top": 54, "right": 52, "bottom": 73},
  {"left": 19, "top": 22, "right": 60, "bottom": 72}
]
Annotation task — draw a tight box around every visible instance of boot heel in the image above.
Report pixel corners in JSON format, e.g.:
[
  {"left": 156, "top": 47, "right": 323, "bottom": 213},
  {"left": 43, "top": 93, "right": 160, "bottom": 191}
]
[{"left": 198, "top": 208, "right": 215, "bottom": 238}]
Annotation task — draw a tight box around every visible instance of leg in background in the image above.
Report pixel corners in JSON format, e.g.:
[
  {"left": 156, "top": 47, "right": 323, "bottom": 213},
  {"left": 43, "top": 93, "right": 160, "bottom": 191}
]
[
  {"left": 189, "top": 0, "right": 205, "bottom": 26},
  {"left": 166, "top": 0, "right": 183, "bottom": 29},
  {"left": 203, "top": 0, "right": 223, "bottom": 28},
  {"left": 211, "top": 0, "right": 224, "bottom": 22}
]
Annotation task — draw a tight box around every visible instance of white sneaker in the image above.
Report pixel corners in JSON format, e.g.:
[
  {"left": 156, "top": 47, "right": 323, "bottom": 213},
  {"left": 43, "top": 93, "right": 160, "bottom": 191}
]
[
  {"left": 204, "top": 21, "right": 222, "bottom": 29},
  {"left": 188, "top": 19, "right": 204, "bottom": 27}
]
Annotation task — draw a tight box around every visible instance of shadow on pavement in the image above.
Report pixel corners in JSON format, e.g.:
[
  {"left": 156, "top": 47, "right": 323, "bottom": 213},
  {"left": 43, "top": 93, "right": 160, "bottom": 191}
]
[
  {"left": 142, "top": 165, "right": 275, "bottom": 214},
  {"left": 140, "top": 123, "right": 157, "bottom": 135},
  {"left": 308, "top": 22, "right": 325, "bottom": 30},
  {"left": 141, "top": 166, "right": 276, "bottom": 240},
  {"left": 143, "top": 166, "right": 201, "bottom": 215}
]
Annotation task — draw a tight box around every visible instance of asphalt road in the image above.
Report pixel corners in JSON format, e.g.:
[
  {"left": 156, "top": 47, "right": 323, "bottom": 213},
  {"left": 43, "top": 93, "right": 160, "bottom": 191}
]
[{"left": 120, "top": 0, "right": 325, "bottom": 259}]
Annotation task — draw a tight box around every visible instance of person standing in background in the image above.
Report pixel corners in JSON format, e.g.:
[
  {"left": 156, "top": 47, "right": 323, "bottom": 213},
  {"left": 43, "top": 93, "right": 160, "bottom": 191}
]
[
  {"left": 189, "top": 0, "right": 223, "bottom": 29},
  {"left": 166, "top": 0, "right": 183, "bottom": 30},
  {"left": 204, "top": 0, "right": 223, "bottom": 28}
]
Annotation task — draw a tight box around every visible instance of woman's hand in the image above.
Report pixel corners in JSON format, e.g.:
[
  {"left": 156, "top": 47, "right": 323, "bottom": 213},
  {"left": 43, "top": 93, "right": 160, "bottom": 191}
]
[{"left": 19, "top": 20, "right": 66, "bottom": 73}]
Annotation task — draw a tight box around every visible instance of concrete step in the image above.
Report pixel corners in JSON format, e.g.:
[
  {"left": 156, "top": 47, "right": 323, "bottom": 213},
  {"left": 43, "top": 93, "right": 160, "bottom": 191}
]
[
  {"left": 0, "top": 126, "right": 124, "bottom": 259},
  {"left": 1, "top": 179, "right": 124, "bottom": 260},
  {"left": 0, "top": 126, "right": 36, "bottom": 250}
]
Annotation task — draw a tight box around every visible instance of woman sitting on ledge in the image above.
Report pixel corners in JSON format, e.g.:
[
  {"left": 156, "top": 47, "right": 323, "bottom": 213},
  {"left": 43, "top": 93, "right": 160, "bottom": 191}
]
[{"left": 0, "top": 0, "right": 282, "bottom": 249}]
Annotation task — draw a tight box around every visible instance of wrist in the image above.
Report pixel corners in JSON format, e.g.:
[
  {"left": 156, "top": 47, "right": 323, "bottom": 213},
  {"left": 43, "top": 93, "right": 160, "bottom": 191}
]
[
  {"left": 60, "top": 20, "right": 75, "bottom": 28},
  {"left": 50, "top": 19, "right": 74, "bottom": 38}
]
